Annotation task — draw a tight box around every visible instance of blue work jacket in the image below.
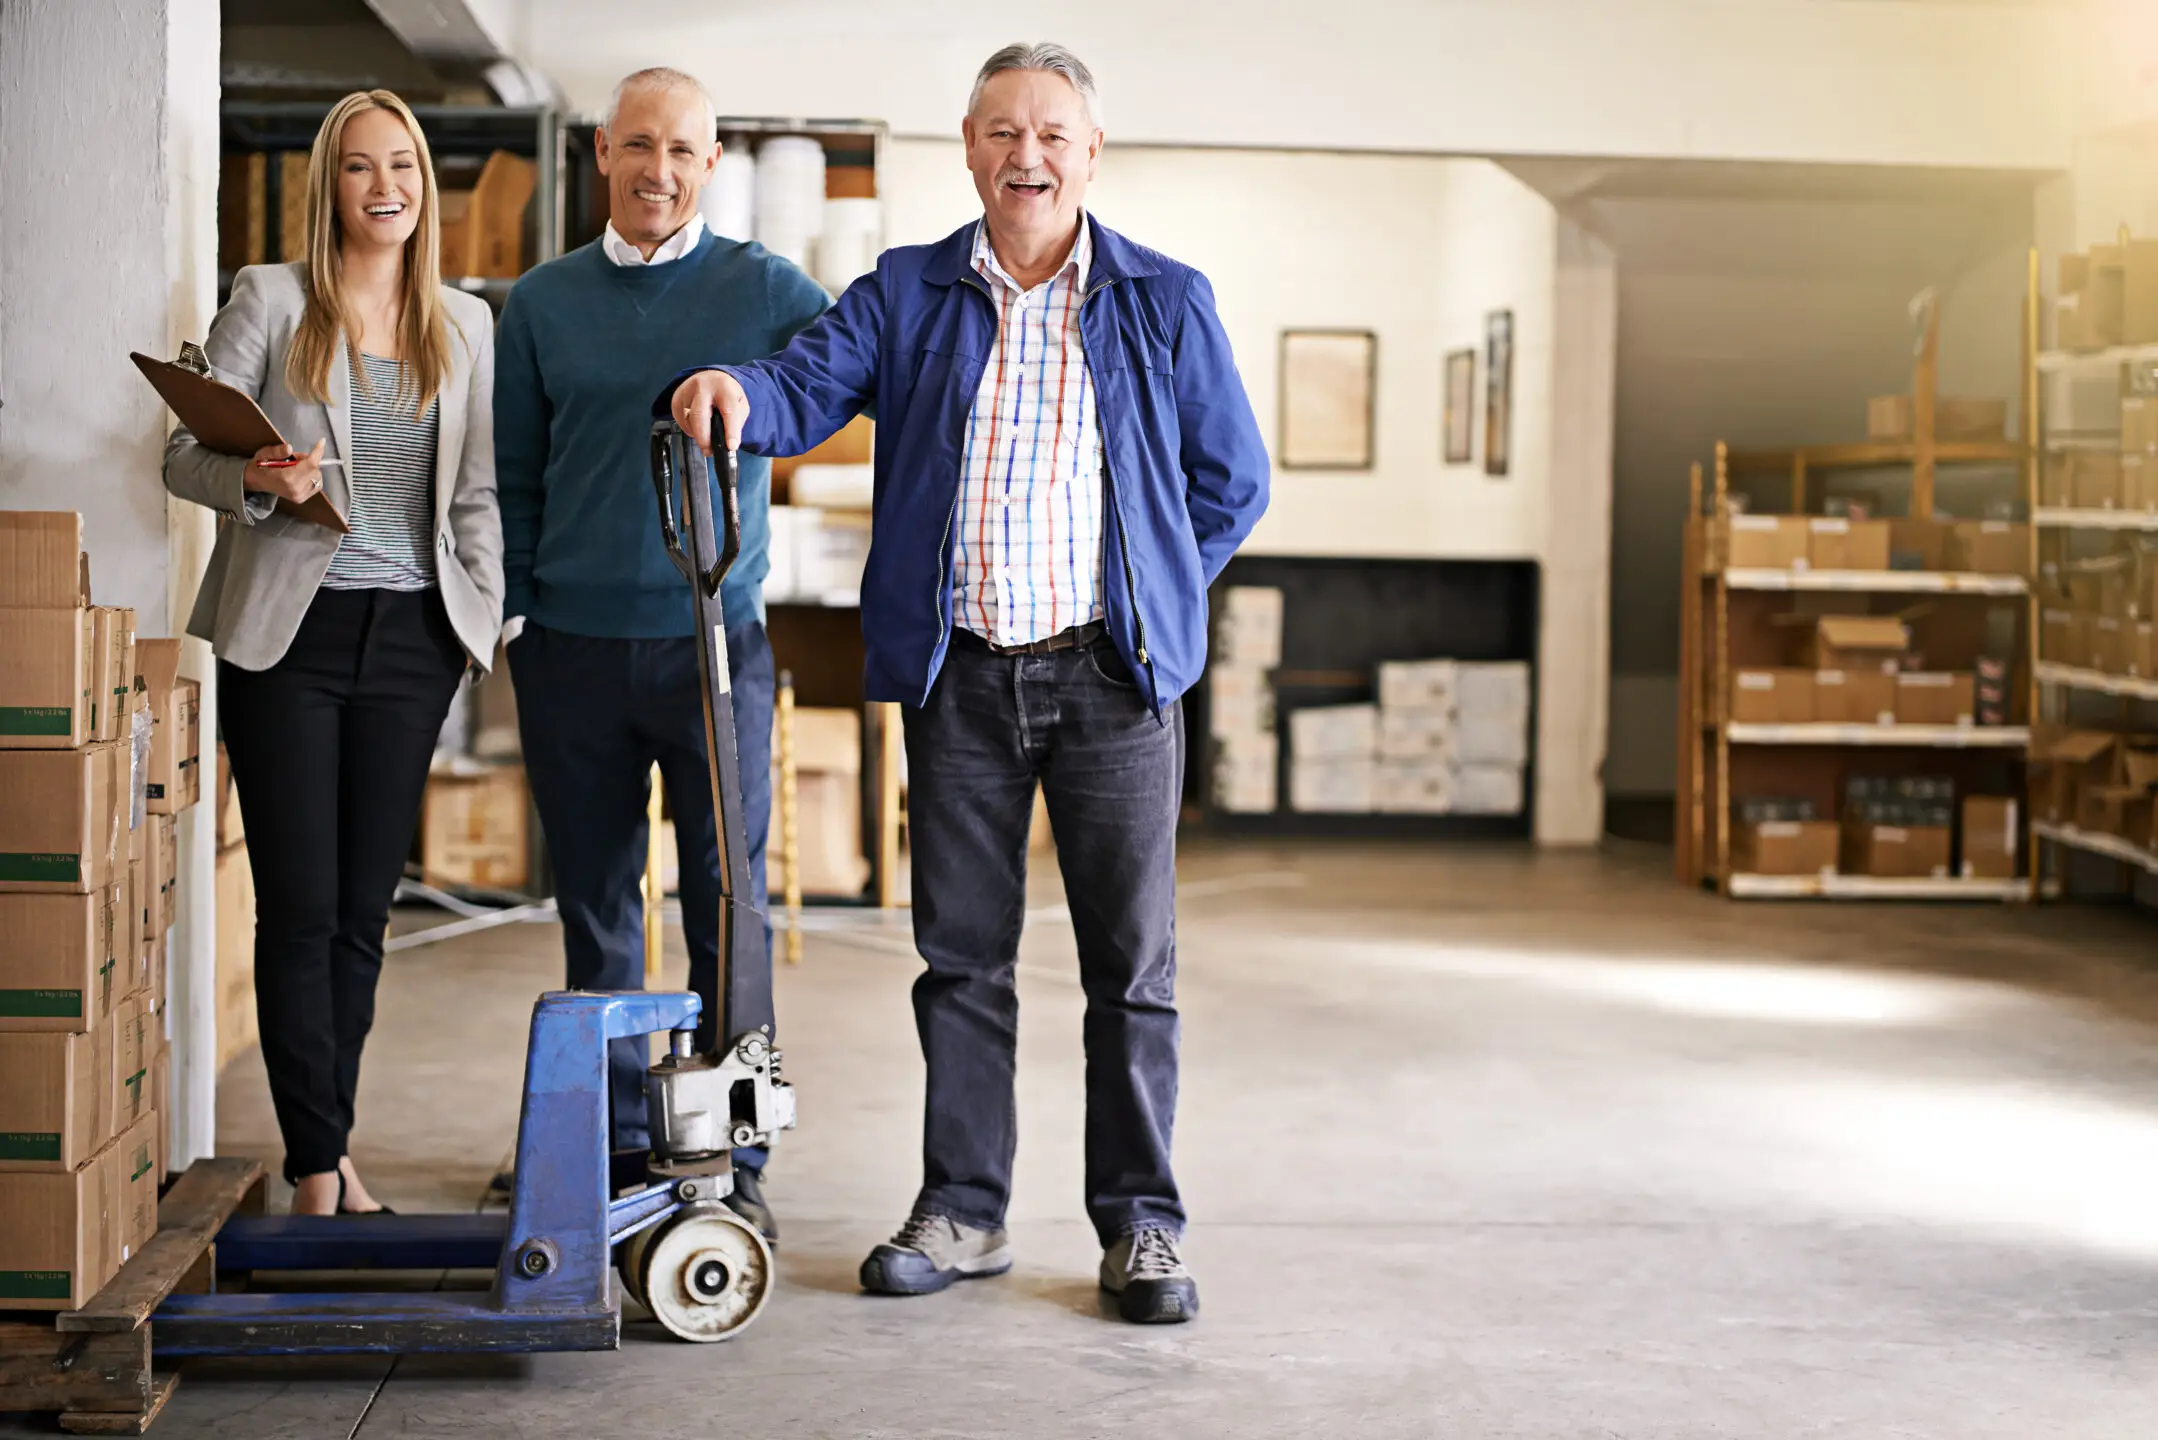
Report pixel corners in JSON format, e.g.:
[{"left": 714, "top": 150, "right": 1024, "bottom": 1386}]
[{"left": 663, "top": 214, "right": 1270, "bottom": 713}]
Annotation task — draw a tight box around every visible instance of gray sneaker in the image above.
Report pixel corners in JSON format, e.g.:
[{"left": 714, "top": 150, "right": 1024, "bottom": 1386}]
[
  {"left": 860, "top": 1210, "right": 1012, "bottom": 1296},
  {"left": 1099, "top": 1226, "right": 1198, "bottom": 1324}
]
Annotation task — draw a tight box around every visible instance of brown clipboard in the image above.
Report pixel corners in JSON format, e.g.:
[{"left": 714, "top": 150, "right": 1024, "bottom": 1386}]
[{"left": 131, "top": 350, "right": 350, "bottom": 533}]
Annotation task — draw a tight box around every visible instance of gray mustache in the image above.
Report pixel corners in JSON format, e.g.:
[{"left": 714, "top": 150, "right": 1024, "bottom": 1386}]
[{"left": 998, "top": 169, "right": 1055, "bottom": 188}]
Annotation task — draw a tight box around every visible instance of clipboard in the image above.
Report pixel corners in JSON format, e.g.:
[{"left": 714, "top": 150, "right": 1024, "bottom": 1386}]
[{"left": 132, "top": 346, "right": 350, "bottom": 533}]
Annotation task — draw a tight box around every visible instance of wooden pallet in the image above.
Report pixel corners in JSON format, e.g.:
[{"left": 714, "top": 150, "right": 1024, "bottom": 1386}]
[{"left": 0, "top": 1158, "right": 263, "bottom": 1434}]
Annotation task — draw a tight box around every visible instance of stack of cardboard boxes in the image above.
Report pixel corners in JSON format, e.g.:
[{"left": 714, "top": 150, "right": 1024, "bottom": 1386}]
[
  {"left": 1730, "top": 783, "right": 2019, "bottom": 881},
  {"left": 2054, "top": 240, "right": 2158, "bottom": 357},
  {"left": 1209, "top": 587, "right": 1281, "bottom": 814},
  {"left": 0, "top": 511, "right": 196, "bottom": 1311},
  {"left": 2033, "top": 729, "right": 2158, "bottom": 856},
  {"left": 1728, "top": 614, "right": 1989, "bottom": 729},
  {"left": 1288, "top": 660, "right": 1530, "bottom": 816},
  {"left": 766, "top": 707, "right": 870, "bottom": 898},
  {"left": 2037, "top": 548, "right": 2157, "bottom": 681}
]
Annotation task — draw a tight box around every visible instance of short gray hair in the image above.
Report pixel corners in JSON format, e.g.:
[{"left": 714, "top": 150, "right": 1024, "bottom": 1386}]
[
  {"left": 968, "top": 43, "right": 1102, "bottom": 130},
  {"left": 604, "top": 66, "right": 717, "bottom": 140}
]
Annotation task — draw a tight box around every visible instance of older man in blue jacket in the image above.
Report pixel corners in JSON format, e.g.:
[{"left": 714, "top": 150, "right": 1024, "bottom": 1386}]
[{"left": 666, "top": 42, "right": 1267, "bottom": 1325}]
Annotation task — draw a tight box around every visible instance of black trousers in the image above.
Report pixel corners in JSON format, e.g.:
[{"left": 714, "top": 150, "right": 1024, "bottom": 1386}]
[
  {"left": 906, "top": 631, "right": 1186, "bottom": 1245},
  {"left": 220, "top": 587, "right": 467, "bottom": 1180},
  {"left": 507, "top": 619, "right": 775, "bottom": 1159}
]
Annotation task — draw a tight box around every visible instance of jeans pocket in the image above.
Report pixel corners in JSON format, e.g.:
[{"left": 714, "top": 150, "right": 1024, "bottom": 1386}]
[{"left": 1085, "top": 640, "right": 1143, "bottom": 692}]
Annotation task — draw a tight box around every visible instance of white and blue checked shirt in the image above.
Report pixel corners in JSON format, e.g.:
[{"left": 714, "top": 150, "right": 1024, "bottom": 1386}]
[{"left": 951, "top": 218, "right": 1105, "bottom": 646}]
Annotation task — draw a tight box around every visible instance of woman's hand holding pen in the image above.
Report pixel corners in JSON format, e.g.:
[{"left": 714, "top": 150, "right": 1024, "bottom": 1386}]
[{"left": 243, "top": 438, "right": 330, "bottom": 502}]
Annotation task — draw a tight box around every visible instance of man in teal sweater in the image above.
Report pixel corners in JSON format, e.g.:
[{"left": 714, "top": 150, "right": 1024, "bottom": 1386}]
[{"left": 494, "top": 67, "right": 829, "bottom": 1240}]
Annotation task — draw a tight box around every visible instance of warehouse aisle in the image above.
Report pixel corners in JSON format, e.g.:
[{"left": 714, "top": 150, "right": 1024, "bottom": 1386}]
[{"left": 62, "top": 844, "right": 2158, "bottom": 1437}]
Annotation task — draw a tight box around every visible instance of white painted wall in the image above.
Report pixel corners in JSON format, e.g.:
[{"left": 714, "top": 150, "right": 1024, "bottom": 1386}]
[
  {"left": 879, "top": 140, "right": 1609, "bottom": 840},
  {"left": 517, "top": 0, "right": 2074, "bottom": 170},
  {"left": 0, "top": 0, "right": 221, "bottom": 1165}
]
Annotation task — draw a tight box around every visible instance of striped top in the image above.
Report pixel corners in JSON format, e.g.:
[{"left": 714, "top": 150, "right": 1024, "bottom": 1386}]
[
  {"left": 949, "top": 218, "right": 1104, "bottom": 646},
  {"left": 323, "top": 351, "right": 438, "bottom": 592}
]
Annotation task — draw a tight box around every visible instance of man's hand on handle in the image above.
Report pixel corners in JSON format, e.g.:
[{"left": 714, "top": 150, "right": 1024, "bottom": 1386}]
[{"left": 671, "top": 370, "right": 749, "bottom": 456}]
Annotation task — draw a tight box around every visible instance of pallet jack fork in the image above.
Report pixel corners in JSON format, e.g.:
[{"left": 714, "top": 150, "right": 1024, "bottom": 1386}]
[{"left": 146, "top": 425, "right": 796, "bottom": 1357}]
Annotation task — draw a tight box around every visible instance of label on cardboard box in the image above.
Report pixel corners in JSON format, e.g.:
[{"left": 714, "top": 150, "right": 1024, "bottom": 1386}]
[{"left": 1738, "top": 674, "right": 1774, "bottom": 690}]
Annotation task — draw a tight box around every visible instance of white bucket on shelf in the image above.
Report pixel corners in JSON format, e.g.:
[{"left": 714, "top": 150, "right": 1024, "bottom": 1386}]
[
  {"left": 755, "top": 136, "right": 827, "bottom": 261},
  {"left": 812, "top": 198, "right": 882, "bottom": 292},
  {"left": 701, "top": 140, "right": 756, "bottom": 241}
]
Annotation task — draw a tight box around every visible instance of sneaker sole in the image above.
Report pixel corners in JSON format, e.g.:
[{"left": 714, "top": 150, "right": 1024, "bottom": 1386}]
[
  {"left": 1105, "top": 1276, "right": 1199, "bottom": 1324},
  {"left": 860, "top": 1246, "right": 1013, "bottom": 1297}
]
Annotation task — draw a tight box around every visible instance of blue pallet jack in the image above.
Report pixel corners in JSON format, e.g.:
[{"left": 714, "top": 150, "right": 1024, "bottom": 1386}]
[{"left": 151, "top": 424, "right": 796, "bottom": 1353}]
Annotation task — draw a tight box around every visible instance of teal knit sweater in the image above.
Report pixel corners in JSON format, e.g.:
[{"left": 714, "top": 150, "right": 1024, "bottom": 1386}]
[{"left": 495, "top": 233, "right": 830, "bottom": 636}]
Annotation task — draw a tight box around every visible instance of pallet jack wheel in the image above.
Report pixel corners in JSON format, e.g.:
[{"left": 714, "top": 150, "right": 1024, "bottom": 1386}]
[
  {"left": 617, "top": 1223, "right": 657, "bottom": 1315},
  {"left": 637, "top": 1202, "right": 774, "bottom": 1343}
]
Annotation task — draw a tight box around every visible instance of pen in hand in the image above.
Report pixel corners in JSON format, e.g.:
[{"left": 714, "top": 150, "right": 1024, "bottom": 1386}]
[{"left": 261, "top": 457, "right": 343, "bottom": 468}]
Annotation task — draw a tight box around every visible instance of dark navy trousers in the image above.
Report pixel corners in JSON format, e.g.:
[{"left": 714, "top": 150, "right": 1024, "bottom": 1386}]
[{"left": 508, "top": 618, "right": 774, "bottom": 1160}]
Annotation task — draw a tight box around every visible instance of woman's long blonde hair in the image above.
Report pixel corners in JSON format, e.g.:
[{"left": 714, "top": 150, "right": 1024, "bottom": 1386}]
[{"left": 284, "top": 90, "right": 453, "bottom": 415}]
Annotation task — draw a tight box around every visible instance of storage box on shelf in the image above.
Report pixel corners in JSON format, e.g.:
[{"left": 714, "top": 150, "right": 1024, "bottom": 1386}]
[{"left": 1674, "top": 284, "right": 2037, "bottom": 900}]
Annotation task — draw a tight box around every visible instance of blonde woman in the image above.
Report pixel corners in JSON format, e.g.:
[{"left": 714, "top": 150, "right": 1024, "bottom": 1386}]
[{"left": 165, "top": 90, "right": 501, "bottom": 1216}]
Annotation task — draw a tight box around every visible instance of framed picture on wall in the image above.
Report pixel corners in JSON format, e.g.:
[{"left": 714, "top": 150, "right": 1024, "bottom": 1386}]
[
  {"left": 1278, "top": 329, "right": 1376, "bottom": 470},
  {"left": 1483, "top": 310, "right": 1513, "bottom": 478},
  {"left": 1443, "top": 348, "right": 1476, "bottom": 465}
]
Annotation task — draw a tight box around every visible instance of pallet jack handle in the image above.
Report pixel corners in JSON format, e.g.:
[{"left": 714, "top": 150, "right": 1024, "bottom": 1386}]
[{"left": 650, "top": 422, "right": 742, "bottom": 597}]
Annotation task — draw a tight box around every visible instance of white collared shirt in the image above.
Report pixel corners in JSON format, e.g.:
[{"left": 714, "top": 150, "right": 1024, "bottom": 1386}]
[
  {"left": 601, "top": 213, "right": 707, "bottom": 268},
  {"left": 950, "top": 217, "right": 1105, "bottom": 647}
]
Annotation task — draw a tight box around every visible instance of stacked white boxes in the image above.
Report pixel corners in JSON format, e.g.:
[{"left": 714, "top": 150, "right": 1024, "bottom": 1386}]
[
  {"left": 1367, "top": 657, "right": 1530, "bottom": 815},
  {"left": 1374, "top": 659, "right": 1457, "bottom": 814},
  {"left": 1209, "top": 586, "right": 1282, "bottom": 813},
  {"left": 1288, "top": 704, "right": 1377, "bottom": 812}
]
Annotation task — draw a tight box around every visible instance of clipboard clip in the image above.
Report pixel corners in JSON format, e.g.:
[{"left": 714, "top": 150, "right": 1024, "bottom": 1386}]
[{"left": 174, "top": 341, "right": 213, "bottom": 379}]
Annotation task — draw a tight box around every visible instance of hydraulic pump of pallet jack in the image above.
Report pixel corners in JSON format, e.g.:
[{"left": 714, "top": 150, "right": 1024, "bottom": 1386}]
[{"left": 647, "top": 1026, "right": 797, "bottom": 1173}]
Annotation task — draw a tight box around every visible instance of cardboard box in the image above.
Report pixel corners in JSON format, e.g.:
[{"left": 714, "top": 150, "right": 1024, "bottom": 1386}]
[
  {"left": 1888, "top": 517, "right": 1953, "bottom": 571},
  {"left": 2031, "top": 728, "right": 2119, "bottom": 824},
  {"left": 2123, "top": 453, "right": 2158, "bottom": 513},
  {"left": 0, "top": 1024, "right": 112, "bottom": 1170},
  {"left": 1812, "top": 615, "right": 1909, "bottom": 672},
  {"left": 1456, "top": 710, "right": 1528, "bottom": 765},
  {"left": 1807, "top": 517, "right": 1890, "bottom": 571},
  {"left": 1960, "top": 796, "right": 2019, "bottom": 880},
  {"left": 1215, "top": 586, "right": 1284, "bottom": 669},
  {"left": 0, "top": 1142, "right": 111, "bottom": 1309},
  {"left": 1289, "top": 756, "right": 1375, "bottom": 813},
  {"left": 2078, "top": 780, "right": 2154, "bottom": 842},
  {"left": 1729, "top": 669, "right": 1815, "bottom": 724},
  {"left": 2123, "top": 393, "right": 2158, "bottom": 454},
  {"left": 1813, "top": 668, "right": 1896, "bottom": 725},
  {"left": 767, "top": 769, "right": 868, "bottom": 898},
  {"left": 215, "top": 841, "right": 258, "bottom": 1072},
  {"left": 149, "top": 1039, "right": 169, "bottom": 1186},
  {"left": 1866, "top": 395, "right": 2008, "bottom": 444},
  {"left": 2061, "top": 252, "right": 2091, "bottom": 295},
  {"left": 1376, "top": 706, "right": 1456, "bottom": 760},
  {"left": 1376, "top": 658, "right": 1458, "bottom": 712},
  {"left": 418, "top": 764, "right": 530, "bottom": 891},
  {"left": 1844, "top": 823, "right": 1952, "bottom": 878},
  {"left": 2073, "top": 451, "right": 2122, "bottom": 509},
  {"left": 110, "top": 1109, "right": 160, "bottom": 1266},
  {"left": 2117, "top": 620, "right": 2158, "bottom": 678},
  {"left": 1722, "top": 514, "right": 1810, "bottom": 570},
  {"left": 0, "top": 512, "right": 86, "bottom": 610},
  {"left": 1452, "top": 763, "right": 1524, "bottom": 815},
  {"left": 0, "top": 743, "right": 121, "bottom": 894},
  {"left": 0, "top": 605, "right": 93, "bottom": 749},
  {"left": 1732, "top": 820, "right": 1839, "bottom": 876},
  {"left": 136, "top": 640, "right": 201, "bottom": 814},
  {"left": 1212, "top": 734, "right": 1278, "bottom": 814},
  {"left": 1949, "top": 521, "right": 2031, "bottom": 577},
  {"left": 110, "top": 991, "right": 150, "bottom": 1135},
  {"left": 1894, "top": 672, "right": 1975, "bottom": 726},
  {"left": 1288, "top": 704, "right": 1377, "bottom": 760},
  {"left": 0, "top": 886, "right": 120, "bottom": 1033},
  {"left": 2041, "top": 608, "right": 2075, "bottom": 666},
  {"left": 1457, "top": 662, "right": 1531, "bottom": 718},
  {"left": 109, "top": 609, "right": 136, "bottom": 747},
  {"left": 1207, "top": 665, "right": 1274, "bottom": 740},
  {"left": 1374, "top": 758, "right": 1454, "bottom": 814},
  {"left": 2123, "top": 239, "right": 2158, "bottom": 345},
  {"left": 2041, "top": 451, "right": 2075, "bottom": 508}
]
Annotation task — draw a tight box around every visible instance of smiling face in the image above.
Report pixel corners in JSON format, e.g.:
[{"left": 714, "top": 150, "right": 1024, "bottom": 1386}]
[
  {"left": 334, "top": 105, "right": 423, "bottom": 255},
  {"left": 595, "top": 82, "right": 717, "bottom": 251},
  {"left": 963, "top": 67, "right": 1102, "bottom": 253}
]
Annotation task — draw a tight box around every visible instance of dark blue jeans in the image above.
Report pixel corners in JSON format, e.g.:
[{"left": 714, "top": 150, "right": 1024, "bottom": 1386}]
[
  {"left": 905, "top": 630, "right": 1185, "bottom": 1245},
  {"left": 508, "top": 619, "right": 774, "bottom": 1160}
]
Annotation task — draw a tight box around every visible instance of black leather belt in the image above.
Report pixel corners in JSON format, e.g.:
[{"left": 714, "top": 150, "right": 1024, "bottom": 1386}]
[{"left": 959, "top": 621, "right": 1106, "bottom": 657}]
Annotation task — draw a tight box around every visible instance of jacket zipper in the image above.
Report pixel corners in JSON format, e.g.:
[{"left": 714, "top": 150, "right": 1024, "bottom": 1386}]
[{"left": 1078, "top": 275, "right": 1151, "bottom": 675}]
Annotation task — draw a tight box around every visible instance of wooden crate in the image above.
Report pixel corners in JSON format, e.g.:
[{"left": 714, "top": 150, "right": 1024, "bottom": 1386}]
[{"left": 418, "top": 764, "right": 530, "bottom": 891}]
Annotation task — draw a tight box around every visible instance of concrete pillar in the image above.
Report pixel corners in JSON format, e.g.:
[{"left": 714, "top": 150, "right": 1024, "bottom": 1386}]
[{"left": 0, "top": 0, "right": 223, "bottom": 1165}]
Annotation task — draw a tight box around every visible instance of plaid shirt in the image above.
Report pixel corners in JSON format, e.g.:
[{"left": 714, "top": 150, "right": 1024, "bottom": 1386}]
[{"left": 951, "top": 219, "right": 1105, "bottom": 646}]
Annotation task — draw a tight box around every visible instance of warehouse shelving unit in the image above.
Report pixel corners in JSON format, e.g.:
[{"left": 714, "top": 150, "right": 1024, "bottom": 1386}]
[
  {"left": 2028, "top": 246, "right": 2158, "bottom": 901},
  {"left": 1675, "top": 289, "right": 2039, "bottom": 900}
]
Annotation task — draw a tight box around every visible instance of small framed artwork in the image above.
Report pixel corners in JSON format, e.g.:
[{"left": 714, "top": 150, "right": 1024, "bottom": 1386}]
[
  {"left": 1443, "top": 348, "right": 1476, "bottom": 465},
  {"left": 1279, "top": 329, "right": 1376, "bottom": 470},
  {"left": 1484, "top": 310, "right": 1513, "bottom": 478}
]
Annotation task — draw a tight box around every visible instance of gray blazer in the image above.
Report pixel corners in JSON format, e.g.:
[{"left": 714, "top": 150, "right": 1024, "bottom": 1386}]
[{"left": 163, "top": 261, "right": 503, "bottom": 671}]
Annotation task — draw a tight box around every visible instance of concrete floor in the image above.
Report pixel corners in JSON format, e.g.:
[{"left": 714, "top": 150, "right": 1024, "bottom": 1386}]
[{"left": 12, "top": 839, "right": 2158, "bottom": 1437}]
